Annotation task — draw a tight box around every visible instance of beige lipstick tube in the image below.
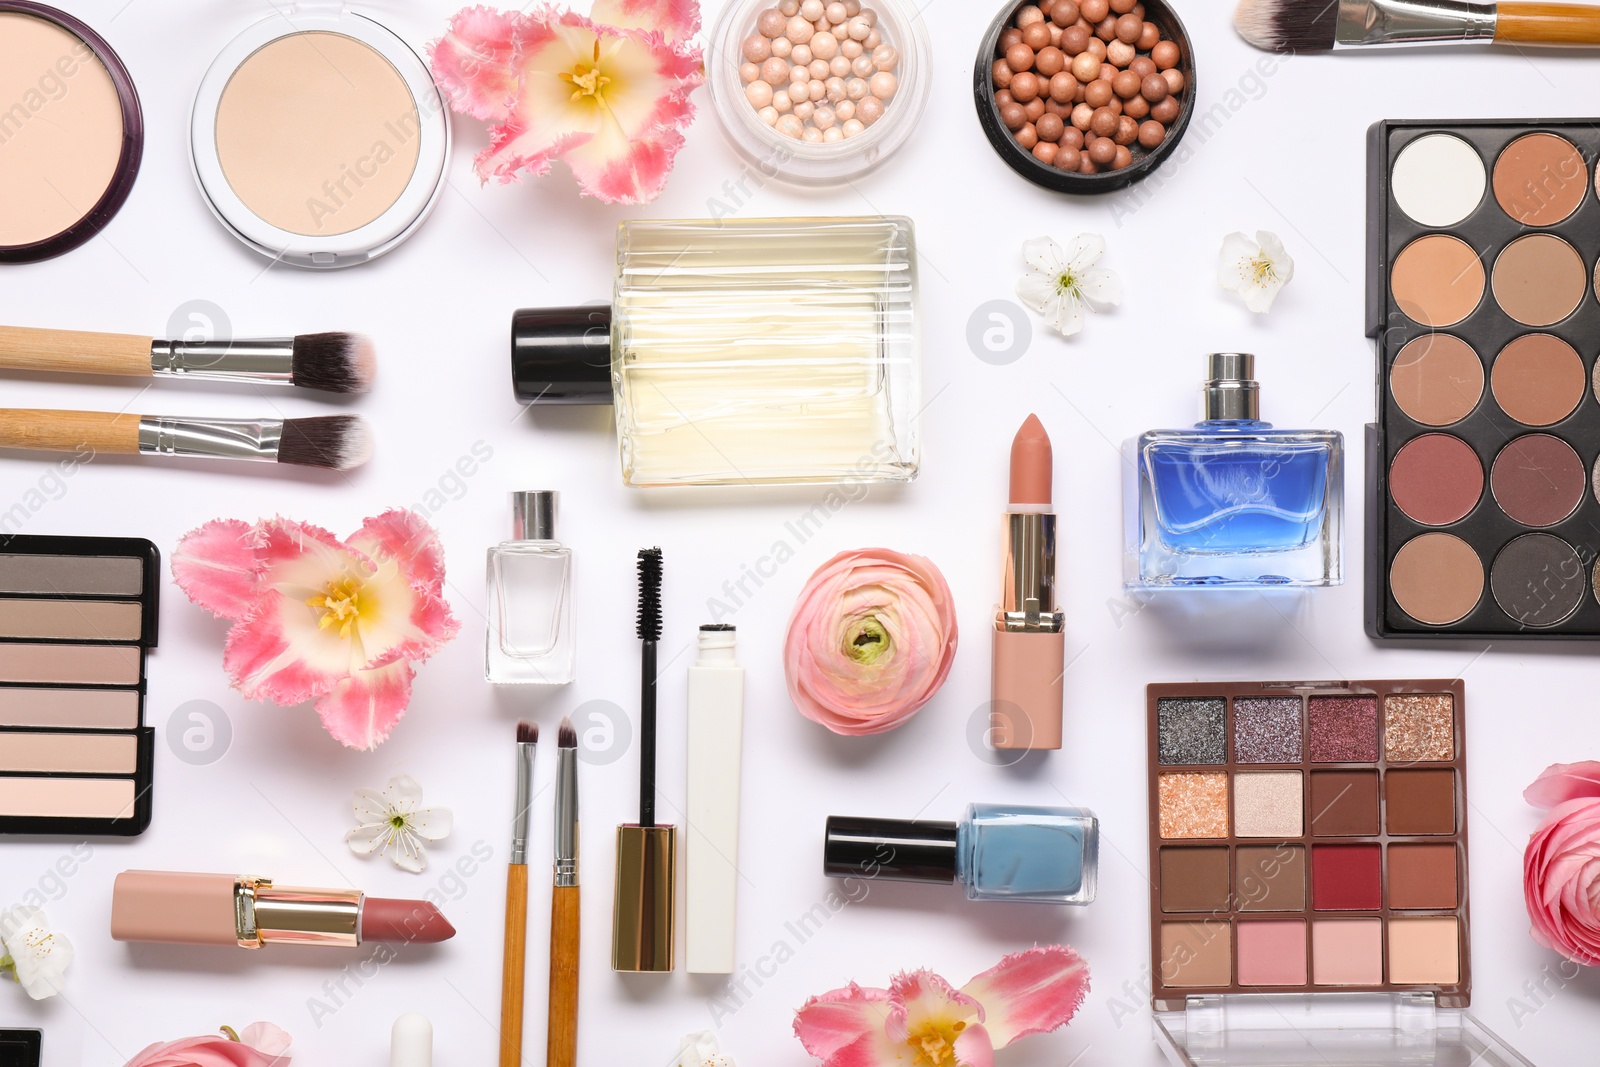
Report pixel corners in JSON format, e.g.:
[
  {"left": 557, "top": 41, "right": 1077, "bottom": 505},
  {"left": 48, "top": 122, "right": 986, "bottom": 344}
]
[{"left": 992, "top": 510, "right": 1066, "bottom": 751}]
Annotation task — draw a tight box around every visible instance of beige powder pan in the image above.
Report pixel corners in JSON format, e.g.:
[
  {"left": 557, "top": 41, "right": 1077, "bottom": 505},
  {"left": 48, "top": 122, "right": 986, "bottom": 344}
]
[
  {"left": 191, "top": 11, "right": 449, "bottom": 269},
  {"left": 0, "top": 2, "right": 143, "bottom": 262}
]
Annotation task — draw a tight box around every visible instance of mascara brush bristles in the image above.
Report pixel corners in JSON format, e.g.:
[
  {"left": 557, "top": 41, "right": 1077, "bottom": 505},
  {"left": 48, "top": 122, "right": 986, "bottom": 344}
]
[{"left": 636, "top": 547, "right": 663, "bottom": 641}]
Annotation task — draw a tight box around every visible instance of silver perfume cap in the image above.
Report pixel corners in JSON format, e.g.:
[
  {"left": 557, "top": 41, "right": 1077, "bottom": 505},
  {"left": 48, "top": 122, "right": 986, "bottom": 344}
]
[
  {"left": 512, "top": 491, "right": 557, "bottom": 540},
  {"left": 1203, "top": 353, "right": 1260, "bottom": 421}
]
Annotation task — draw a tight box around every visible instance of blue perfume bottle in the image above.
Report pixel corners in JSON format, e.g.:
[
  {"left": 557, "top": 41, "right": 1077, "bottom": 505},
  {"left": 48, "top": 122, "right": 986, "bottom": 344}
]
[
  {"left": 1127, "top": 353, "right": 1343, "bottom": 588},
  {"left": 823, "top": 803, "right": 1098, "bottom": 904}
]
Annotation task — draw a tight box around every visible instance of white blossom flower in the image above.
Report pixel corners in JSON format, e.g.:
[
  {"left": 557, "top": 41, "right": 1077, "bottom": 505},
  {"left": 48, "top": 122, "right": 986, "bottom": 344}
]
[
  {"left": 346, "top": 775, "right": 452, "bottom": 873},
  {"left": 1016, "top": 234, "right": 1122, "bottom": 337},
  {"left": 0, "top": 906, "right": 72, "bottom": 999},
  {"left": 1219, "top": 230, "right": 1295, "bottom": 313},
  {"left": 675, "top": 1031, "right": 736, "bottom": 1067}
]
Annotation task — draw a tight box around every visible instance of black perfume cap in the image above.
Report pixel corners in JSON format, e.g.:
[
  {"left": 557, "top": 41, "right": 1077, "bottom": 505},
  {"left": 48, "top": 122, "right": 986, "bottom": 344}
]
[
  {"left": 824, "top": 815, "right": 959, "bottom": 884},
  {"left": 510, "top": 305, "right": 614, "bottom": 404}
]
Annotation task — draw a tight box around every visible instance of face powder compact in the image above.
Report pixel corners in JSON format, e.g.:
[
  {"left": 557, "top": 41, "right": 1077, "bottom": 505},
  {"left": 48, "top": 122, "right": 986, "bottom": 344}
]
[
  {"left": 0, "top": 1, "right": 143, "bottom": 263},
  {"left": 190, "top": 5, "right": 449, "bottom": 269}
]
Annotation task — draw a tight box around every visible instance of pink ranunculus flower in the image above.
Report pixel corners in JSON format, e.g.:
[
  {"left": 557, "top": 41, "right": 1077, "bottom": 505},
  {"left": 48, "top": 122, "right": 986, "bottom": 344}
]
[
  {"left": 429, "top": 1, "right": 704, "bottom": 204},
  {"left": 171, "top": 511, "right": 460, "bottom": 750},
  {"left": 784, "top": 549, "right": 959, "bottom": 736},
  {"left": 795, "top": 945, "right": 1090, "bottom": 1067},
  {"left": 1524, "top": 761, "right": 1600, "bottom": 965},
  {"left": 124, "top": 1022, "right": 290, "bottom": 1067}
]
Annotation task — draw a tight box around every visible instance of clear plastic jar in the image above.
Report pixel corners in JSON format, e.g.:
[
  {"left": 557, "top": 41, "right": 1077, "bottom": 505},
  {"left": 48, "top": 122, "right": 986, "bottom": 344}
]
[{"left": 707, "top": 0, "right": 931, "bottom": 185}]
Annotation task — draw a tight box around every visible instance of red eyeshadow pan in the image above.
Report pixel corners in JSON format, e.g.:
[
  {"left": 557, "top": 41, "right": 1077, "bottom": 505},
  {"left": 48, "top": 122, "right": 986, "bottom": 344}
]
[{"left": 1312, "top": 843, "right": 1382, "bottom": 910}]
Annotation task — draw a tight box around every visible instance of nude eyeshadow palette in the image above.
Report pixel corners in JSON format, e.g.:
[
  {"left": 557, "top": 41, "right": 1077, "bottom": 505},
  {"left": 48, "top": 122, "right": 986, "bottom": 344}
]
[
  {"left": 0, "top": 534, "right": 159, "bottom": 836},
  {"left": 1366, "top": 119, "right": 1600, "bottom": 639},
  {"left": 1146, "top": 679, "right": 1470, "bottom": 1011}
]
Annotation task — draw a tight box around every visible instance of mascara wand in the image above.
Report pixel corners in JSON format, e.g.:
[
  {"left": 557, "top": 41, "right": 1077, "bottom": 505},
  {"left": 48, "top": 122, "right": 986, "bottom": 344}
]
[{"left": 638, "top": 546, "right": 662, "bottom": 828}]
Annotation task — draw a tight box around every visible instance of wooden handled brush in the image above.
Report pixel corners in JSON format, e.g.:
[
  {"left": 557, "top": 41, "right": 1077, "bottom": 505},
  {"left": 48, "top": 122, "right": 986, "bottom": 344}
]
[
  {"left": 0, "top": 409, "right": 371, "bottom": 470},
  {"left": 1236, "top": 0, "right": 1600, "bottom": 52}
]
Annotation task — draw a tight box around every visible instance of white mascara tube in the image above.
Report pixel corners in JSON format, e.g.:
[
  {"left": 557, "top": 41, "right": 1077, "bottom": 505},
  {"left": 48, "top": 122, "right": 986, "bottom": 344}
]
[{"left": 685, "top": 624, "right": 745, "bottom": 974}]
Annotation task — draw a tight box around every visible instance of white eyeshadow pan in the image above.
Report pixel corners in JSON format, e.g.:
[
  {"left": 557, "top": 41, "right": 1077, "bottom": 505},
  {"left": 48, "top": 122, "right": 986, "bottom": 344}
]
[{"left": 1391, "top": 134, "right": 1486, "bottom": 228}]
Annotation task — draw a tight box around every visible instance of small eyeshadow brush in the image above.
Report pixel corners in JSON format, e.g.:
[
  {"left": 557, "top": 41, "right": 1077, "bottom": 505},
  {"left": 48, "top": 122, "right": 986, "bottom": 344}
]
[
  {"left": 1236, "top": 0, "right": 1600, "bottom": 52},
  {"left": 0, "top": 325, "right": 375, "bottom": 394},
  {"left": 0, "top": 409, "right": 372, "bottom": 471},
  {"left": 547, "top": 716, "right": 580, "bottom": 1067},
  {"left": 499, "top": 721, "right": 538, "bottom": 1067}
]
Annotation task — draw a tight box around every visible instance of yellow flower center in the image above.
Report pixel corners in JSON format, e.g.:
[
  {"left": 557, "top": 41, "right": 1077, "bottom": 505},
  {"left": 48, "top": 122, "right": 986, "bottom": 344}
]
[
  {"left": 307, "top": 576, "right": 367, "bottom": 639},
  {"left": 561, "top": 42, "right": 613, "bottom": 107},
  {"left": 1250, "top": 255, "right": 1278, "bottom": 285},
  {"left": 908, "top": 1019, "right": 966, "bottom": 1065}
]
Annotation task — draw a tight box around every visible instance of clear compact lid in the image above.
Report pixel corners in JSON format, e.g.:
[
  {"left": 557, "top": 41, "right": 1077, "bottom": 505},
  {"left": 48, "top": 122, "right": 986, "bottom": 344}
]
[{"left": 1154, "top": 994, "right": 1531, "bottom": 1066}]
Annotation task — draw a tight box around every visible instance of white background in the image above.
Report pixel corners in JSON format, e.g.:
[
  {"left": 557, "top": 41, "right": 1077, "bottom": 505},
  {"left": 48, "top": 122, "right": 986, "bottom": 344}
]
[{"left": 1, "top": 0, "right": 1597, "bottom": 1063}]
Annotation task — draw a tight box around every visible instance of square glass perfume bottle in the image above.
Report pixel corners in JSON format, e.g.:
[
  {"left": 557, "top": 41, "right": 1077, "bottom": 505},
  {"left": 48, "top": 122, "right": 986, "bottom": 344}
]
[
  {"left": 1127, "top": 353, "right": 1343, "bottom": 588},
  {"left": 486, "top": 491, "right": 574, "bottom": 684}
]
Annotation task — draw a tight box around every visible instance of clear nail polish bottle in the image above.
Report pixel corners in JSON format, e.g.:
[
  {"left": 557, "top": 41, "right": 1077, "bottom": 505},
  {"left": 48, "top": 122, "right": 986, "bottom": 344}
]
[
  {"left": 486, "top": 491, "right": 574, "bottom": 685},
  {"left": 1127, "top": 353, "right": 1344, "bottom": 588},
  {"left": 824, "top": 803, "right": 1099, "bottom": 904},
  {"left": 509, "top": 216, "right": 921, "bottom": 488}
]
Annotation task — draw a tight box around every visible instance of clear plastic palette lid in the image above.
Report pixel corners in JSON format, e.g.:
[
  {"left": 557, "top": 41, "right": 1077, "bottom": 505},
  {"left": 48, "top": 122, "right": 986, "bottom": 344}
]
[{"left": 1153, "top": 993, "right": 1532, "bottom": 1066}]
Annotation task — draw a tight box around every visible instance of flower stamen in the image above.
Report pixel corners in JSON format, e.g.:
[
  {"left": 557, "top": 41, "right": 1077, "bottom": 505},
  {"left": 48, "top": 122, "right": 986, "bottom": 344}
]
[
  {"left": 307, "top": 577, "right": 366, "bottom": 639},
  {"left": 559, "top": 41, "right": 613, "bottom": 107}
]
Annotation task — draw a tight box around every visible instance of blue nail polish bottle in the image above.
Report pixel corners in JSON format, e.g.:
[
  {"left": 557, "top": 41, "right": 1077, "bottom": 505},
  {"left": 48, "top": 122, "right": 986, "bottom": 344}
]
[{"left": 824, "top": 803, "right": 1099, "bottom": 905}]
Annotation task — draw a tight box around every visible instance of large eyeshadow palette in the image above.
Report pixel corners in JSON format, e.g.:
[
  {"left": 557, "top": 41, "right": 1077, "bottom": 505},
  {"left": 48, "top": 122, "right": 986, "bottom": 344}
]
[
  {"left": 1146, "top": 680, "right": 1469, "bottom": 1011},
  {"left": 1366, "top": 119, "right": 1600, "bottom": 639},
  {"left": 0, "top": 534, "right": 158, "bottom": 835}
]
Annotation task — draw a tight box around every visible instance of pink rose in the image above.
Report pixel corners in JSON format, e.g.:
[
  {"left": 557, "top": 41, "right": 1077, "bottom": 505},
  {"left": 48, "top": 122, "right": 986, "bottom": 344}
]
[
  {"left": 1524, "top": 761, "right": 1600, "bottom": 965},
  {"left": 784, "top": 549, "right": 958, "bottom": 736},
  {"left": 124, "top": 1023, "right": 290, "bottom": 1067}
]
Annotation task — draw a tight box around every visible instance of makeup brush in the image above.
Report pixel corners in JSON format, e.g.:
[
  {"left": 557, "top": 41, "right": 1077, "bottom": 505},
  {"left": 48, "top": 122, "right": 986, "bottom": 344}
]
[
  {"left": 547, "top": 716, "right": 580, "bottom": 1067},
  {"left": 499, "top": 721, "right": 538, "bottom": 1067},
  {"left": 1236, "top": 0, "right": 1600, "bottom": 52},
  {"left": 0, "top": 325, "right": 376, "bottom": 394},
  {"left": 612, "top": 547, "right": 675, "bottom": 973},
  {"left": 0, "top": 410, "right": 372, "bottom": 471}
]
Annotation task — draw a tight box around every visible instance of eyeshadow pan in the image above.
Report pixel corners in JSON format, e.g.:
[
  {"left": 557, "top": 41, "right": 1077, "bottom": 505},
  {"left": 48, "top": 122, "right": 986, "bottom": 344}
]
[
  {"left": 1386, "top": 769, "right": 1457, "bottom": 835},
  {"left": 1494, "top": 132, "right": 1588, "bottom": 226},
  {"left": 1310, "top": 770, "right": 1379, "bottom": 836},
  {"left": 0, "top": 776, "right": 135, "bottom": 819},
  {"left": 0, "top": 554, "right": 142, "bottom": 596},
  {"left": 1312, "top": 843, "right": 1382, "bottom": 910},
  {"left": 1490, "top": 532, "right": 1585, "bottom": 628},
  {"left": 1390, "top": 235, "right": 1485, "bottom": 328},
  {"left": 1238, "top": 920, "right": 1308, "bottom": 986},
  {"left": 1389, "top": 334, "right": 1483, "bottom": 427},
  {"left": 1389, "top": 843, "right": 1459, "bottom": 910},
  {"left": 1388, "top": 917, "right": 1460, "bottom": 985},
  {"left": 1232, "top": 697, "right": 1302, "bottom": 763},
  {"left": 0, "top": 688, "right": 140, "bottom": 728},
  {"left": 1384, "top": 694, "right": 1455, "bottom": 762},
  {"left": 1492, "top": 334, "right": 1586, "bottom": 427},
  {"left": 1159, "top": 847, "right": 1231, "bottom": 913},
  {"left": 1234, "top": 771, "right": 1303, "bottom": 838},
  {"left": 0, "top": 643, "right": 140, "bottom": 684},
  {"left": 1159, "top": 772, "right": 1229, "bottom": 839},
  {"left": 1389, "top": 533, "right": 1484, "bottom": 626},
  {"left": 1492, "top": 234, "right": 1587, "bottom": 327},
  {"left": 1312, "top": 918, "right": 1383, "bottom": 985},
  {"left": 1, "top": 731, "right": 138, "bottom": 773},
  {"left": 1158, "top": 697, "right": 1226, "bottom": 765},
  {"left": 1236, "top": 844, "right": 1305, "bottom": 912},
  {"left": 1491, "top": 435, "right": 1585, "bottom": 528},
  {"left": 1391, "top": 133, "right": 1486, "bottom": 227},
  {"left": 1159, "top": 921, "right": 1232, "bottom": 987},
  {"left": 0, "top": 598, "right": 142, "bottom": 640},
  {"left": 1388, "top": 433, "right": 1483, "bottom": 526},
  {"left": 1307, "top": 696, "right": 1378, "bottom": 762}
]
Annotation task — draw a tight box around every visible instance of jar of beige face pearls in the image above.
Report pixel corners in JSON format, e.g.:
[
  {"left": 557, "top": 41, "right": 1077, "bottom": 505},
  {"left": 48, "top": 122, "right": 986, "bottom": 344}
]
[{"left": 709, "top": 0, "right": 932, "bottom": 184}]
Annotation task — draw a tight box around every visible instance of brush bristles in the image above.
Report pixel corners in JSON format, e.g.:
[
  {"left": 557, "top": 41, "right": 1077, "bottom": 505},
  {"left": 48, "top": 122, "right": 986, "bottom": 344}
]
[
  {"left": 291, "top": 333, "right": 376, "bottom": 394},
  {"left": 558, "top": 716, "right": 577, "bottom": 749},
  {"left": 1234, "top": 0, "right": 1339, "bottom": 52},
  {"left": 636, "top": 547, "right": 663, "bottom": 641},
  {"left": 276, "top": 415, "right": 373, "bottom": 471},
  {"left": 518, "top": 720, "right": 538, "bottom": 745}
]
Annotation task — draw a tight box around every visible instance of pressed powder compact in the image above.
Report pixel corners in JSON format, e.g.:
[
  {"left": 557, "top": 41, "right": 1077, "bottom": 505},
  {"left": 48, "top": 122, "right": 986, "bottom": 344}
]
[
  {"left": 1367, "top": 119, "right": 1600, "bottom": 639},
  {"left": 190, "top": 4, "right": 449, "bottom": 268},
  {"left": 0, "top": 1, "right": 143, "bottom": 263}
]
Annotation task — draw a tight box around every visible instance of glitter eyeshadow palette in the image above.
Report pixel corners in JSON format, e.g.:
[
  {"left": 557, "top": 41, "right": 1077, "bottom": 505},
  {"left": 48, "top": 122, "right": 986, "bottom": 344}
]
[
  {"left": 0, "top": 534, "right": 159, "bottom": 836},
  {"left": 1146, "top": 680, "right": 1470, "bottom": 1011},
  {"left": 1366, "top": 119, "right": 1600, "bottom": 639}
]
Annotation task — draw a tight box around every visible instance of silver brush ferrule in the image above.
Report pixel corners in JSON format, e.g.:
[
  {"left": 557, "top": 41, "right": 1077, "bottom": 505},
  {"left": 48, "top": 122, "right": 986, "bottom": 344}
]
[
  {"left": 510, "top": 740, "right": 537, "bottom": 865},
  {"left": 998, "top": 512, "right": 1065, "bottom": 633},
  {"left": 149, "top": 338, "right": 296, "bottom": 385},
  {"left": 1337, "top": 0, "right": 1497, "bottom": 46},
  {"left": 137, "top": 417, "right": 283, "bottom": 462},
  {"left": 553, "top": 745, "right": 578, "bottom": 887}
]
